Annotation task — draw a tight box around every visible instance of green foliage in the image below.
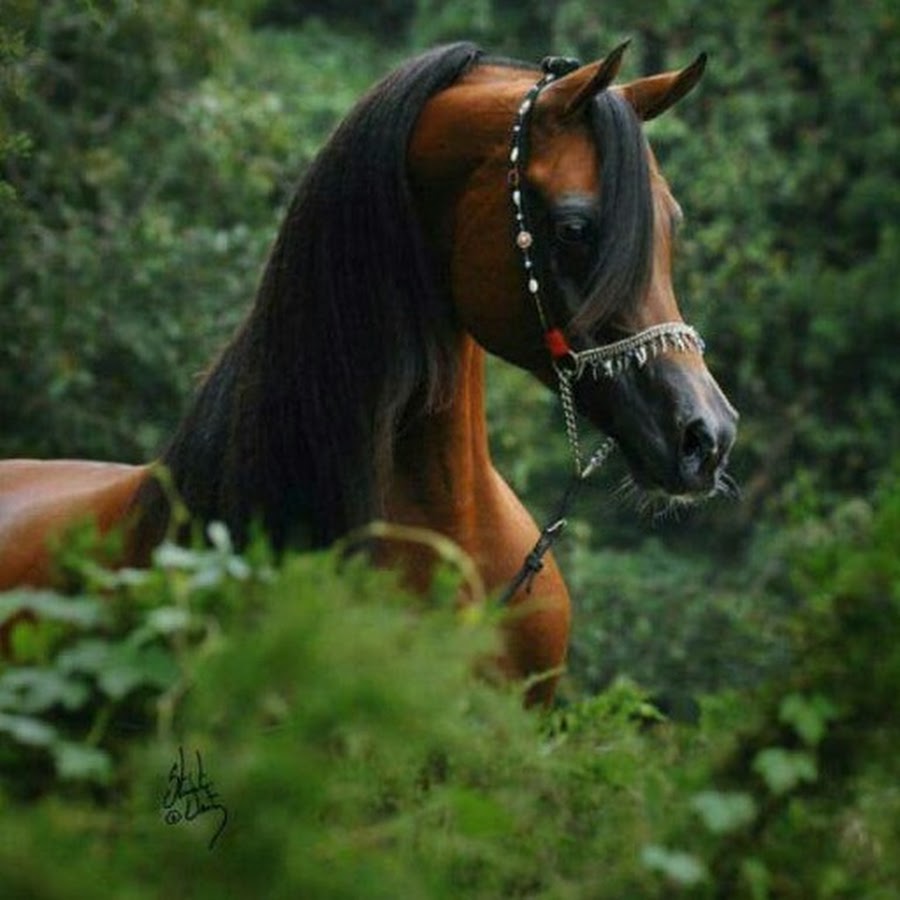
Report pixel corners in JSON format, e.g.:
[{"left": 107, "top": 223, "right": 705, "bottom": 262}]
[
  {"left": 0, "top": 21, "right": 31, "bottom": 214},
  {"left": 0, "top": 2, "right": 392, "bottom": 461},
  {"left": 0, "top": 467, "right": 898, "bottom": 895},
  {"left": 253, "top": 0, "right": 554, "bottom": 57},
  {"left": 690, "top": 790, "right": 756, "bottom": 835},
  {"left": 0, "top": 521, "right": 267, "bottom": 794},
  {"left": 0, "top": 529, "right": 667, "bottom": 897},
  {"left": 679, "top": 466, "right": 900, "bottom": 897},
  {"left": 563, "top": 538, "right": 792, "bottom": 705}
]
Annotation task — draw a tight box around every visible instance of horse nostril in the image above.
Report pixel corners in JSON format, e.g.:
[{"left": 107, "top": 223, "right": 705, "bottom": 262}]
[{"left": 681, "top": 419, "right": 718, "bottom": 474}]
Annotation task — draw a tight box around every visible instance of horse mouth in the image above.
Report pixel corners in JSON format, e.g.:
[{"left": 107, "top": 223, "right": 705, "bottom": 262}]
[{"left": 615, "top": 443, "right": 740, "bottom": 517}]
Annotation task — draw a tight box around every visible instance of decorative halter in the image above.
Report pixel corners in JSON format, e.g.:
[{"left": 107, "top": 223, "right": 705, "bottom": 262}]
[
  {"left": 508, "top": 57, "right": 706, "bottom": 477},
  {"left": 498, "top": 56, "right": 709, "bottom": 606}
]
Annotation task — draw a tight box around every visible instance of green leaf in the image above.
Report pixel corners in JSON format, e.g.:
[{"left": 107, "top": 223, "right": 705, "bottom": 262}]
[
  {"left": 53, "top": 741, "right": 112, "bottom": 784},
  {"left": 6, "top": 619, "right": 66, "bottom": 664},
  {"left": 641, "top": 844, "right": 708, "bottom": 887},
  {"left": 144, "top": 606, "right": 193, "bottom": 636},
  {"left": 445, "top": 787, "right": 514, "bottom": 839},
  {"left": 96, "top": 643, "right": 179, "bottom": 700},
  {"left": 206, "top": 521, "right": 233, "bottom": 553},
  {"left": 55, "top": 639, "right": 113, "bottom": 677},
  {"left": 741, "top": 857, "right": 771, "bottom": 900},
  {"left": 779, "top": 693, "right": 838, "bottom": 746},
  {"left": 0, "top": 590, "right": 107, "bottom": 629},
  {"left": 0, "top": 712, "right": 57, "bottom": 747},
  {"left": 753, "top": 747, "right": 818, "bottom": 795},
  {"left": 153, "top": 542, "right": 204, "bottom": 571},
  {"left": 55, "top": 638, "right": 178, "bottom": 699},
  {"left": 0, "top": 667, "right": 90, "bottom": 714},
  {"left": 691, "top": 790, "right": 757, "bottom": 835}
]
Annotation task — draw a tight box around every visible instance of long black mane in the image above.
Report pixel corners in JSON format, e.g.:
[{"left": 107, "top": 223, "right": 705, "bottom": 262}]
[
  {"left": 133, "top": 44, "right": 654, "bottom": 554},
  {"left": 134, "top": 43, "right": 480, "bottom": 551}
]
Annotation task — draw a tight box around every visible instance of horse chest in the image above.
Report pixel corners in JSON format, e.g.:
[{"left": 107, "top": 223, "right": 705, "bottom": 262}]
[{"left": 384, "top": 468, "right": 573, "bottom": 702}]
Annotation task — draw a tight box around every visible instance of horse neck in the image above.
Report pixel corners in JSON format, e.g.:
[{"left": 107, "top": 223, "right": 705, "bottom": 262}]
[{"left": 389, "top": 333, "right": 492, "bottom": 539}]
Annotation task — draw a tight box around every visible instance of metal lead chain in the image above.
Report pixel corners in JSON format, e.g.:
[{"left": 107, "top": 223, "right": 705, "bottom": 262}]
[
  {"left": 556, "top": 368, "right": 583, "bottom": 474},
  {"left": 580, "top": 436, "right": 616, "bottom": 480},
  {"left": 556, "top": 364, "right": 617, "bottom": 479},
  {"left": 496, "top": 431, "right": 616, "bottom": 607}
]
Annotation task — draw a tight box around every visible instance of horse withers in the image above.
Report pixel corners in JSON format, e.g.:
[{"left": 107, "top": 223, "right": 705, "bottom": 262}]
[{"left": 0, "top": 43, "right": 737, "bottom": 704}]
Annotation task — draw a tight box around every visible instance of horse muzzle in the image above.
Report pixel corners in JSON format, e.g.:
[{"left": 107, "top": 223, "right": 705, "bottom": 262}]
[{"left": 579, "top": 355, "right": 739, "bottom": 499}]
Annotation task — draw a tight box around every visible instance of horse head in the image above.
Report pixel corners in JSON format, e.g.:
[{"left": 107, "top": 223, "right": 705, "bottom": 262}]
[
  {"left": 410, "top": 44, "right": 738, "bottom": 503},
  {"left": 0, "top": 43, "right": 739, "bottom": 704}
]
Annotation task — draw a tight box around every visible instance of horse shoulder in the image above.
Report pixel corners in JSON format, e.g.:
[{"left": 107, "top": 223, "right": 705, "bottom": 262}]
[
  {"left": 384, "top": 463, "right": 572, "bottom": 703},
  {"left": 0, "top": 459, "right": 150, "bottom": 589},
  {"left": 483, "top": 468, "right": 572, "bottom": 695}
]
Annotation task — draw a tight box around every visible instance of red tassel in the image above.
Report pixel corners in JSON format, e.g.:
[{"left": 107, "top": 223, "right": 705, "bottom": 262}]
[{"left": 544, "top": 328, "right": 570, "bottom": 359}]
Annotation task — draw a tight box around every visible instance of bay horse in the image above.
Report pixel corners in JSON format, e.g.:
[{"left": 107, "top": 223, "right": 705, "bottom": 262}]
[{"left": 0, "top": 42, "right": 737, "bottom": 703}]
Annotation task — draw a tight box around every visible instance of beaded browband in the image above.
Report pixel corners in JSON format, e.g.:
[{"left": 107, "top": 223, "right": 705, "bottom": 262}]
[{"left": 508, "top": 56, "right": 706, "bottom": 475}]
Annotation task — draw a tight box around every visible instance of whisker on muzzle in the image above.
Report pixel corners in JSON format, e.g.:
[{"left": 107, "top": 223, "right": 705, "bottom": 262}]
[
  {"left": 715, "top": 470, "right": 742, "bottom": 501},
  {"left": 612, "top": 473, "right": 639, "bottom": 504},
  {"left": 609, "top": 466, "right": 741, "bottom": 523}
]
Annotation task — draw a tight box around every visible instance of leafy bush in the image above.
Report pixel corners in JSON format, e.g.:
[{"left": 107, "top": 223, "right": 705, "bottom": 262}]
[
  {"left": 0, "top": 526, "right": 676, "bottom": 898},
  {"left": 1, "top": 468, "right": 899, "bottom": 896}
]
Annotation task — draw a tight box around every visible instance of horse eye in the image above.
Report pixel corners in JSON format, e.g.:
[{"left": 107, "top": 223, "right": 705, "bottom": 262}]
[{"left": 555, "top": 216, "right": 592, "bottom": 245}]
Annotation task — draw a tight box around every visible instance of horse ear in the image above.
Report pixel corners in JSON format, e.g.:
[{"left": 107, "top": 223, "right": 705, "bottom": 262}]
[
  {"left": 617, "top": 52, "right": 707, "bottom": 121},
  {"left": 542, "top": 41, "right": 631, "bottom": 120}
]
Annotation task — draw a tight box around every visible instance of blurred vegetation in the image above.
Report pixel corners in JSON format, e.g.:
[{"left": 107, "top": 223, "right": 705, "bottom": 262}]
[
  {"left": 1, "top": 469, "right": 899, "bottom": 896},
  {"left": 1, "top": 0, "right": 898, "bottom": 893},
  {"left": 0, "top": 0, "right": 393, "bottom": 460}
]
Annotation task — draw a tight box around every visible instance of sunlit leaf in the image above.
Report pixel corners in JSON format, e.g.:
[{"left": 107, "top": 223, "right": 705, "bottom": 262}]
[
  {"left": 753, "top": 748, "right": 818, "bottom": 796},
  {"left": 0, "top": 712, "right": 57, "bottom": 747},
  {"left": 779, "top": 693, "right": 838, "bottom": 747},
  {"left": 53, "top": 741, "right": 112, "bottom": 784},
  {"left": 641, "top": 845, "right": 708, "bottom": 887},
  {"left": 0, "top": 667, "right": 90, "bottom": 714},
  {"left": 691, "top": 790, "right": 757, "bottom": 834}
]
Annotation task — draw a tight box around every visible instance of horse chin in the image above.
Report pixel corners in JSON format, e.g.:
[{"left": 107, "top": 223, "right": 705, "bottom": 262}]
[
  {"left": 614, "top": 472, "right": 708, "bottom": 523},
  {"left": 615, "top": 451, "right": 738, "bottom": 521}
]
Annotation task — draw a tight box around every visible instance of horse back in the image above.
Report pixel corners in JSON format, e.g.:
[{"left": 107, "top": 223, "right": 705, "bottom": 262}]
[{"left": 0, "top": 459, "right": 150, "bottom": 589}]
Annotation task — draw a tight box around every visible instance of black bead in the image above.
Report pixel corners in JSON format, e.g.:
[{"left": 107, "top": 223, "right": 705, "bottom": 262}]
[{"left": 541, "top": 56, "right": 581, "bottom": 78}]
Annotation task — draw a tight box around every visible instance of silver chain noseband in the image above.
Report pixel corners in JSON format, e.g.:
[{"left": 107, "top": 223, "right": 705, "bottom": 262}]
[
  {"left": 554, "top": 323, "right": 705, "bottom": 473},
  {"left": 508, "top": 57, "right": 705, "bottom": 477}
]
